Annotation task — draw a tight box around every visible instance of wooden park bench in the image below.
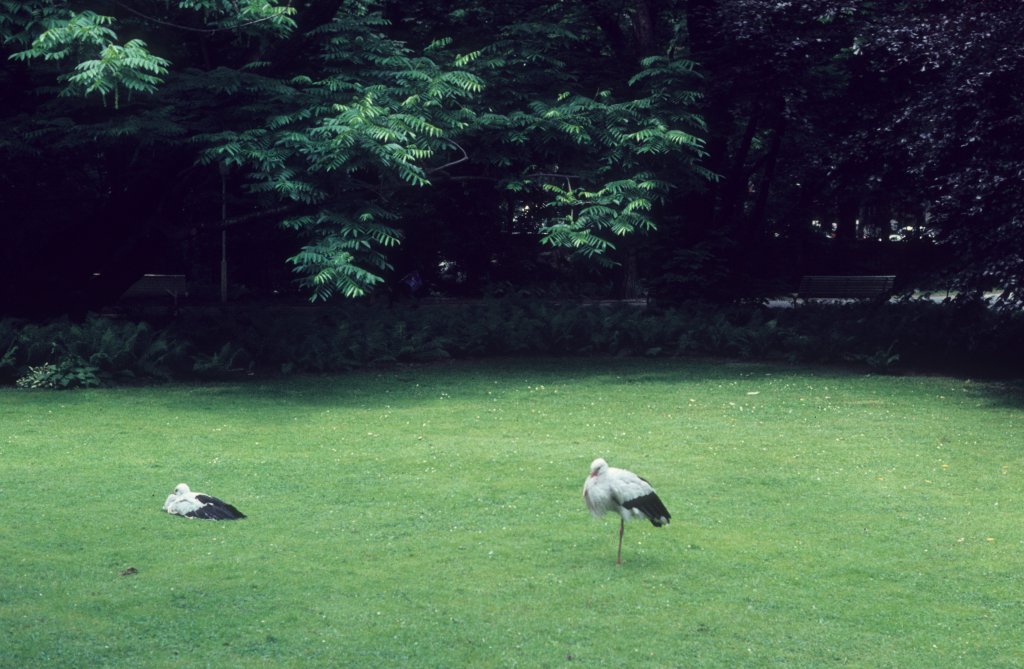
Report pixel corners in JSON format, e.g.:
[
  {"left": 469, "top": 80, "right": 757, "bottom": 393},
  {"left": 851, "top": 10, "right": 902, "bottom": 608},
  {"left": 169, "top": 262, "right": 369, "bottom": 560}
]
[
  {"left": 795, "top": 275, "right": 895, "bottom": 304},
  {"left": 120, "top": 274, "right": 188, "bottom": 308}
]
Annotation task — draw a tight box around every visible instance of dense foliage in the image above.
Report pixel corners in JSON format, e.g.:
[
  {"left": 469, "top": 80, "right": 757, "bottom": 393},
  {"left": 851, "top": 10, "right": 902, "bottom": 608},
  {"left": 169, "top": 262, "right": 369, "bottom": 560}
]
[
  {"left": 670, "top": 0, "right": 1024, "bottom": 302},
  {"left": 2, "top": 1, "right": 1021, "bottom": 314},
  {"left": 852, "top": 0, "right": 1024, "bottom": 298},
  {"left": 1, "top": 0, "right": 708, "bottom": 312},
  {"left": 3, "top": 299, "right": 1023, "bottom": 387}
]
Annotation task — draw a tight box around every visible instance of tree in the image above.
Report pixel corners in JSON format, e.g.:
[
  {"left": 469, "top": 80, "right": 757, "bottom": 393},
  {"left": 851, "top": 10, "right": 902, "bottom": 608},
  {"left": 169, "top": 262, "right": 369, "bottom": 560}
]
[
  {"left": 852, "top": 0, "right": 1024, "bottom": 301},
  {"left": 674, "top": 0, "right": 1024, "bottom": 301},
  {"left": 1, "top": 0, "right": 710, "bottom": 313}
]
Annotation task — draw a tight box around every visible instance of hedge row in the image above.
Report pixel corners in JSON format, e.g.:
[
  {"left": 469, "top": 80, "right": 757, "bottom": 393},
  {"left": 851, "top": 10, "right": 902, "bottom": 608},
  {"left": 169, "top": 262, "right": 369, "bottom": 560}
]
[{"left": 2, "top": 298, "right": 1022, "bottom": 387}]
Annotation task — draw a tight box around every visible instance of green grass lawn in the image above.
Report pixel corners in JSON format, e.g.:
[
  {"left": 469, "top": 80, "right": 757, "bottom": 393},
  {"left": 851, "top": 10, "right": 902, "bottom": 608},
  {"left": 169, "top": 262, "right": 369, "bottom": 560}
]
[{"left": 2, "top": 358, "right": 1022, "bottom": 668}]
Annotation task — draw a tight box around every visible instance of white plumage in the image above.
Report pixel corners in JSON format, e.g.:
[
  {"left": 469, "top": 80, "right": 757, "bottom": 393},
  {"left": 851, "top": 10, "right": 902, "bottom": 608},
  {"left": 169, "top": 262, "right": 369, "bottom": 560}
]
[
  {"left": 583, "top": 458, "right": 670, "bottom": 564},
  {"left": 163, "top": 483, "right": 246, "bottom": 520}
]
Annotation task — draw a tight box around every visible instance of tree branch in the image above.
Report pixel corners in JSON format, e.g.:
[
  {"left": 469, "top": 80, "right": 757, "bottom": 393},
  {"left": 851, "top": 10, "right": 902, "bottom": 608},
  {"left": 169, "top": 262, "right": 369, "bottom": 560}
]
[
  {"left": 425, "top": 141, "right": 470, "bottom": 174},
  {"left": 113, "top": 1, "right": 292, "bottom": 35}
]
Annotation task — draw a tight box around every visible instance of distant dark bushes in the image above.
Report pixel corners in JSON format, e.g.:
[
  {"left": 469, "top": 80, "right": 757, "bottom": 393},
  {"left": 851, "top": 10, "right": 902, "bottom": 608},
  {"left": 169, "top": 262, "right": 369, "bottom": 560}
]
[{"left": 2, "top": 298, "right": 1022, "bottom": 387}]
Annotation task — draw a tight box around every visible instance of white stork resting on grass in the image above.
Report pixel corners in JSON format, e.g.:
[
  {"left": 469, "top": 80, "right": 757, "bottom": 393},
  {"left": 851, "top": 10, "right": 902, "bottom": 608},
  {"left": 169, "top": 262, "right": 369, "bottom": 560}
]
[
  {"left": 583, "top": 458, "right": 670, "bottom": 564},
  {"left": 163, "top": 483, "right": 246, "bottom": 520}
]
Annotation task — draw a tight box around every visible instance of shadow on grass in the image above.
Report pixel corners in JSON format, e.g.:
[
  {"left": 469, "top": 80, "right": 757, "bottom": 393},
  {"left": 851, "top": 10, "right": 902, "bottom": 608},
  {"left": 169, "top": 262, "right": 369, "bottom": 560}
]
[
  {"left": 967, "top": 379, "right": 1024, "bottom": 410},
  {"left": 178, "top": 356, "right": 1024, "bottom": 411}
]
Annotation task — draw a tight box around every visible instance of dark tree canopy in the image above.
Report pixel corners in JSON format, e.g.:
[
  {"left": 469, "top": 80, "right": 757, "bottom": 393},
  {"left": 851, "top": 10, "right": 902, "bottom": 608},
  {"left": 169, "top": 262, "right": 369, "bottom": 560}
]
[
  {"left": 656, "top": 0, "right": 1023, "bottom": 301},
  {"left": 1, "top": 0, "right": 1021, "bottom": 316}
]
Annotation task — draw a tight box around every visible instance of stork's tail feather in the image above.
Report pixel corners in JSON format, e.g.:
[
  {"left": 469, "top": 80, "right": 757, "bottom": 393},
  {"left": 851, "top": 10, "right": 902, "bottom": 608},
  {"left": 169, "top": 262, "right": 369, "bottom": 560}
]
[{"left": 623, "top": 492, "right": 671, "bottom": 527}]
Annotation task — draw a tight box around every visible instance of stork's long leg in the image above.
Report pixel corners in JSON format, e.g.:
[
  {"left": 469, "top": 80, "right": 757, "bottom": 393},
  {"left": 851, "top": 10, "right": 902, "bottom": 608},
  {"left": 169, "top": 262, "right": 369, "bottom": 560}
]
[{"left": 616, "top": 517, "right": 624, "bottom": 565}]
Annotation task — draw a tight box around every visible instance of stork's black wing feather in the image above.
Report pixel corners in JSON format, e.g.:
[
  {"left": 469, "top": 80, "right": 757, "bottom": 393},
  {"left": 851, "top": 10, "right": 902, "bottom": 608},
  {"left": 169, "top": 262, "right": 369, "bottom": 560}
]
[
  {"left": 622, "top": 492, "right": 671, "bottom": 527},
  {"left": 189, "top": 494, "right": 246, "bottom": 520}
]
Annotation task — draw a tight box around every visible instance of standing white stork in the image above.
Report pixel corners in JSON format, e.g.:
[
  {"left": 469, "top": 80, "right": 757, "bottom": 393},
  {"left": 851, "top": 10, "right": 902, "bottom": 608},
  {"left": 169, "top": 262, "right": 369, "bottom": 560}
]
[
  {"left": 583, "top": 458, "right": 670, "bottom": 564},
  {"left": 163, "top": 483, "right": 246, "bottom": 520}
]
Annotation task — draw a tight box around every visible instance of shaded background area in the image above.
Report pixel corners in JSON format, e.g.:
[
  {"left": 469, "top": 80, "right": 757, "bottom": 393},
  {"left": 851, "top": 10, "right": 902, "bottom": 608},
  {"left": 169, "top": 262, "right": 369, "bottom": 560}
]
[{"left": 2, "top": 1, "right": 1020, "bottom": 317}]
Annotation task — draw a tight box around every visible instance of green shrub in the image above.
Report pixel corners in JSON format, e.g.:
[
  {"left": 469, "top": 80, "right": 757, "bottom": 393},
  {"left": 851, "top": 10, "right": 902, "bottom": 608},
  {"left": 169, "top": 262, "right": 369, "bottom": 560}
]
[
  {"left": 192, "top": 342, "right": 254, "bottom": 378},
  {"left": 0, "top": 319, "right": 20, "bottom": 383},
  {"left": 15, "top": 358, "right": 101, "bottom": 389},
  {"left": 1, "top": 297, "right": 1022, "bottom": 386}
]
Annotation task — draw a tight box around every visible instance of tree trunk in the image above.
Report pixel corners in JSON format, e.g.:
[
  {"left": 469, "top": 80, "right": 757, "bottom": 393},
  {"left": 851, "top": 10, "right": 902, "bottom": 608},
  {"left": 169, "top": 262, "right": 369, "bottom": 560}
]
[
  {"left": 622, "top": 246, "right": 642, "bottom": 298},
  {"left": 631, "top": 0, "right": 655, "bottom": 51},
  {"left": 835, "top": 197, "right": 859, "bottom": 240},
  {"left": 744, "top": 113, "right": 786, "bottom": 241}
]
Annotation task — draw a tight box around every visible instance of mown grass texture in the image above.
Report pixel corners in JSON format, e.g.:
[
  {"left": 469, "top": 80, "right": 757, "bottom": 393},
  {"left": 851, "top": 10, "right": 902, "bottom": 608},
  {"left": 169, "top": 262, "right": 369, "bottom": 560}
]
[{"left": 1, "top": 358, "right": 1022, "bottom": 668}]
